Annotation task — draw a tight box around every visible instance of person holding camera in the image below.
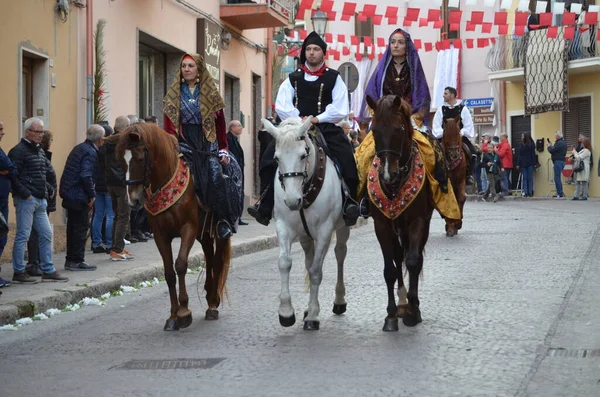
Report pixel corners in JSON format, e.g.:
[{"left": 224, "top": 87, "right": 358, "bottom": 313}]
[
  {"left": 547, "top": 131, "right": 567, "bottom": 198},
  {"left": 571, "top": 137, "right": 592, "bottom": 200}
]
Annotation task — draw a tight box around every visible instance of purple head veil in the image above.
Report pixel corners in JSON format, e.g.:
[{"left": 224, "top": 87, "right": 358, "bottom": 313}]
[{"left": 359, "top": 28, "right": 431, "bottom": 122}]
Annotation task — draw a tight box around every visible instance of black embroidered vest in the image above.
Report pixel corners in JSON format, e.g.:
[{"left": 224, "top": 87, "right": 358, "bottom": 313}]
[
  {"left": 442, "top": 103, "right": 465, "bottom": 128},
  {"left": 288, "top": 68, "right": 339, "bottom": 117}
]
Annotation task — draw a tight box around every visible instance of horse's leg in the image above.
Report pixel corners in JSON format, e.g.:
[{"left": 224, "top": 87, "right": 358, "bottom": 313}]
[
  {"left": 278, "top": 228, "right": 296, "bottom": 327},
  {"left": 332, "top": 226, "right": 350, "bottom": 315},
  {"left": 403, "top": 219, "right": 430, "bottom": 327},
  {"left": 456, "top": 177, "right": 466, "bottom": 231},
  {"left": 174, "top": 223, "right": 196, "bottom": 328},
  {"left": 200, "top": 236, "right": 218, "bottom": 320},
  {"left": 153, "top": 233, "right": 179, "bottom": 331},
  {"left": 395, "top": 236, "right": 408, "bottom": 318},
  {"left": 206, "top": 237, "right": 231, "bottom": 320},
  {"left": 303, "top": 232, "right": 333, "bottom": 331},
  {"left": 374, "top": 220, "right": 399, "bottom": 332}
]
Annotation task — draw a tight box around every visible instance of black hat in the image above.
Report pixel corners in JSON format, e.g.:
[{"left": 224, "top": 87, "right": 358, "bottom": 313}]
[{"left": 300, "top": 31, "right": 327, "bottom": 65}]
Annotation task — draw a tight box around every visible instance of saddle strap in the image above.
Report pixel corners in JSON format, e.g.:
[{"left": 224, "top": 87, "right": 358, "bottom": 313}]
[
  {"left": 302, "top": 147, "right": 328, "bottom": 209},
  {"left": 299, "top": 208, "right": 314, "bottom": 240}
]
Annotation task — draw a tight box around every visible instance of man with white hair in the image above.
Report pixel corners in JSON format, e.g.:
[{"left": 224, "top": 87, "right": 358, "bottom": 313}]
[
  {"left": 547, "top": 130, "right": 568, "bottom": 198},
  {"left": 8, "top": 117, "right": 68, "bottom": 283},
  {"left": 59, "top": 124, "right": 105, "bottom": 271}
]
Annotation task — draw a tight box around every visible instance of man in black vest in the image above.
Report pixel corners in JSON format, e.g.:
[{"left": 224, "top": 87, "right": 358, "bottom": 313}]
[
  {"left": 432, "top": 86, "right": 477, "bottom": 185},
  {"left": 248, "top": 31, "right": 359, "bottom": 226},
  {"left": 227, "top": 120, "right": 247, "bottom": 225}
]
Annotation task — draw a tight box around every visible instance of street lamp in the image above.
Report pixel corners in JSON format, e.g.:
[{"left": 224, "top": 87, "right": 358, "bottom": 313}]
[{"left": 311, "top": 8, "right": 329, "bottom": 37}]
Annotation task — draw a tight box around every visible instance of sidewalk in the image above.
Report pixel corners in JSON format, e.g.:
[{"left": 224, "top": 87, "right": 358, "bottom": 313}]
[{"left": 0, "top": 216, "right": 368, "bottom": 325}]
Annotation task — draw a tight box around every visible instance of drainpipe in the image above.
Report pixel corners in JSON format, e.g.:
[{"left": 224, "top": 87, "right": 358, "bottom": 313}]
[
  {"left": 266, "top": 28, "right": 273, "bottom": 118},
  {"left": 501, "top": 80, "right": 506, "bottom": 134},
  {"left": 86, "top": 0, "right": 94, "bottom": 127}
]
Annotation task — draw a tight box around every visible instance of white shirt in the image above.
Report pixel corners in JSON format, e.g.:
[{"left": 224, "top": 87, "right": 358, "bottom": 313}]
[
  {"left": 432, "top": 100, "right": 475, "bottom": 139},
  {"left": 275, "top": 65, "right": 349, "bottom": 124}
]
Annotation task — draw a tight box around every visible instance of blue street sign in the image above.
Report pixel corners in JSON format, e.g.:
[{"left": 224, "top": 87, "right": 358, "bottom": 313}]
[{"left": 463, "top": 97, "right": 494, "bottom": 107}]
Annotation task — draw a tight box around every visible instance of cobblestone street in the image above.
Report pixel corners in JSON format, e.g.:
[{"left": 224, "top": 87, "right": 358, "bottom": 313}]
[{"left": 0, "top": 199, "right": 599, "bottom": 397}]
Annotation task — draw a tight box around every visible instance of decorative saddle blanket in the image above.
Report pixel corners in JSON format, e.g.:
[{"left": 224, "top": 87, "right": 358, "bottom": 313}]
[{"left": 367, "top": 143, "right": 426, "bottom": 220}]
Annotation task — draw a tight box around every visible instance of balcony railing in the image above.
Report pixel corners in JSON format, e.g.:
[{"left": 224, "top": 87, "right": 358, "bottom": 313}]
[
  {"left": 221, "top": 0, "right": 296, "bottom": 29},
  {"left": 486, "top": 26, "right": 598, "bottom": 72}
]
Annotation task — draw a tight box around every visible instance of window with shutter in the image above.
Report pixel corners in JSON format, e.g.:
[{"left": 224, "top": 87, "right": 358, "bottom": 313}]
[
  {"left": 562, "top": 96, "right": 591, "bottom": 150},
  {"left": 441, "top": 0, "right": 460, "bottom": 40},
  {"left": 354, "top": 14, "right": 373, "bottom": 55}
]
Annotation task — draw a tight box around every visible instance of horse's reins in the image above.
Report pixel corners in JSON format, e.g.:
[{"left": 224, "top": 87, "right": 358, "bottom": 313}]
[{"left": 276, "top": 133, "right": 315, "bottom": 240}]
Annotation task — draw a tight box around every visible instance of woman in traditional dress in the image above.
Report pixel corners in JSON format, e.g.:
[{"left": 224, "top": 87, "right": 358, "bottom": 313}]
[
  {"left": 356, "top": 29, "right": 458, "bottom": 221},
  {"left": 163, "top": 53, "right": 242, "bottom": 239}
]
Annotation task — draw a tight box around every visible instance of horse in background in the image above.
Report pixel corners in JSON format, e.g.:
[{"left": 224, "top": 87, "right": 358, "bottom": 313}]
[
  {"left": 262, "top": 117, "right": 350, "bottom": 331},
  {"left": 442, "top": 117, "right": 466, "bottom": 237},
  {"left": 365, "top": 95, "right": 434, "bottom": 331},
  {"left": 108, "top": 123, "right": 231, "bottom": 331}
]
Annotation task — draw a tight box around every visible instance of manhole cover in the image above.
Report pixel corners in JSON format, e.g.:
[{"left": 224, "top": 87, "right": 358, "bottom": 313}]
[
  {"left": 110, "top": 358, "right": 226, "bottom": 370},
  {"left": 547, "top": 348, "right": 600, "bottom": 358}
]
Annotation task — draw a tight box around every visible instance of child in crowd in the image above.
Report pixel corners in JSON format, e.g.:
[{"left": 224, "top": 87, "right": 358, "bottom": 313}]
[{"left": 481, "top": 142, "right": 502, "bottom": 203}]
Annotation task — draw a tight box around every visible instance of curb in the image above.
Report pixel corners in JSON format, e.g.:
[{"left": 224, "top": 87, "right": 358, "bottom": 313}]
[{"left": 0, "top": 218, "right": 369, "bottom": 326}]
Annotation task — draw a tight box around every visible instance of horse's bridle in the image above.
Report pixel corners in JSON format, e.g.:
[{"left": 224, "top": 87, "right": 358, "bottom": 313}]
[
  {"left": 375, "top": 123, "right": 413, "bottom": 174},
  {"left": 277, "top": 134, "right": 310, "bottom": 191},
  {"left": 123, "top": 142, "right": 153, "bottom": 191}
]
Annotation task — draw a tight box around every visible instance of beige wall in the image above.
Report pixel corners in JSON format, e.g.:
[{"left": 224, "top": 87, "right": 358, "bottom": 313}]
[
  {"left": 505, "top": 75, "right": 600, "bottom": 197},
  {"left": 0, "top": 0, "right": 79, "bottom": 224}
]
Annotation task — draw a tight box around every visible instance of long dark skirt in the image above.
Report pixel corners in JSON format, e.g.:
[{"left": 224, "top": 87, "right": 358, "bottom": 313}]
[{"left": 180, "top": 124, "right": 243, "bottom": 231}]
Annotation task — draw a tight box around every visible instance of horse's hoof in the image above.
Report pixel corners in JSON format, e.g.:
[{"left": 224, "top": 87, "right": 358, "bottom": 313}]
[
  {"left": 382, "top": 317, "right": 399, "bottom": 332},
  {"left": 303, "top": 310, "right": 308, "bottom": 320},
  {"left": 177, "top": 314, "right": 193, "bottom": 329},
  {"left": 446, "top": 231, "right": 455, "bottom": 237},
  {"left": 333, "top": 303, "right": 347, "bottom": 315},
  {"left": 205, "top": 309, "right": 219, "bottom": 321},
  {"left": 303, "top": 320, "right": 320, "bottom": 330},
  {"left": 279, "top": 314, "right": 296, "bottom": 327},
  {"left": 396, "top": 304, "right": 409, "bottom": 318},
  {"left": 402, "top": 312, "right": 422, "bottom": 327},
  {"left": 163, "top": 319, "right": 180, "bottom": 331}
]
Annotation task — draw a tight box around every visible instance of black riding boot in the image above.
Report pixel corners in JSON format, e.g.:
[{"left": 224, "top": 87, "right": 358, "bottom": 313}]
[
  {"left": 462, "top": 137, "right": 476, "bottom": 186},
  {"left": 216, "top": 219, "right": 232, "bottom": 239},
  {"left": 247, "top": 182, "right": 274, "bottom": 226},
  {"left": 343, "top": 196, "right": 360, "bottom": 226},
  {"left": 359, "top": 193, "right": 370, "bottom": 218}
]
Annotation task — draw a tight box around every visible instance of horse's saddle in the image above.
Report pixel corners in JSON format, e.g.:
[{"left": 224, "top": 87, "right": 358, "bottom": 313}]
[{"left": 303, "top": 128, "right": 329, "bottom": 209}]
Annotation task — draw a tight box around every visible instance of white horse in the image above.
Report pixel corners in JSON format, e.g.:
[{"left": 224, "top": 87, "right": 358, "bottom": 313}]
[{"left": 262, "top": 117, "right": 350, "bottom": 331}]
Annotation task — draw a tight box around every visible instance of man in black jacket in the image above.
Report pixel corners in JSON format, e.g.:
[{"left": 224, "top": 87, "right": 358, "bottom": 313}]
[
  {"left": 227, "top": 120, "right": 247, "bottom": 225},
  {"left": 105, "top": 115, "right": 134, "bottom": 261},
  {"left": 59, "top": 125, "right": 104, "bottom": 271},
  {"left": 8, "top": 117, "right": 68, "bottom": 283},
  {"left": 547, "top": 130, "right": 568, "bottom": 198}
]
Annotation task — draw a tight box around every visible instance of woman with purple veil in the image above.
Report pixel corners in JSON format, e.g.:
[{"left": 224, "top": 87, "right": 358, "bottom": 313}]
[{"left": 355, "top": 28, "right": 459, "bottom": 220}]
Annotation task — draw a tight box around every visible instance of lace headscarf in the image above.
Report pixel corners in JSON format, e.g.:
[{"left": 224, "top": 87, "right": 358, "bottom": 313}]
[{"left": 163, "top": 53, "right": 225, "bottom": 143}]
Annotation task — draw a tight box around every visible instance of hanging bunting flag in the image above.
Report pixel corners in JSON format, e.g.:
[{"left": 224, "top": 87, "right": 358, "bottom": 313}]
[
  {"left": 341, "top": 2, "right": 356, "bottom": 21},
  {"left": 466, "top": 39, "right": 474, "bottom": 48},
  {"left": 477, "top": 38, "right": 489, "bottom": 48},
  {"left": 585, "top": 12, "right": 599, "bottom": 25},
  {"left": 482, "top": 22, "right": 492, "bottom": 33},
  {"left": 357, "top": 13, "right": 367, "bottom": 22},
  {"left": 498, "top": 24, "right": 508, "bottom": 35},
  {"left": 441, "top": 40, "right": 451, "bottom": 50},
  {"left": 539, "top": 13, "right": 552, "bottom": 26},
  {"left": 564, "top": 26, "right": 575, "bottom": 40},
  {"left": 372, "top": 15, "right": 383, "bottom": 25},
  {"left": 388, "top": 16, "right": 398, "bottom": 24},
  {"left": 433, "top": 19, "right": 444, "bottom": 28},
  {"left": 300, "top": 30, "right": 308, "bottom": 40},
  {"left": 406, "top": 8, "right": 420, "bottom": 21},
  {"left": 428, "top": 9, "right": 441, "bottom": 22},
  {"left": 562, "top": 12, "right": 576, "bottom": 25},
  {"left": 350, "top": 35, "right": 359, "bottom": 45},
  {"left": 385, "top": 6, "right": 399, "bottom": 19},
  {"left": 319, "top": 0, "right": 334, "bottom": 12},
  {"left": 453, "top": 39, "right": 462, "bottom": 49},
  {"left": 546, "top": 26, "right": 558, "bottom": 38},
  {"left": 377, "top": 37, "right": 385, "bottom": 47},
  {"left": 362, "top": 4, "right": 377, "bottom": 17},
  {"left": 449, "top": 10, "right": 462, "bottom": 24},
  {"left": 424, "top": 42, "right": 433, "bottom": 52},
  {"left": 515, "top": 12, "right": 529, "bottom": 26},
  {"left": 494, "top": 11, "right": 508, "bottom": 25},
  {"left": 356, "top": 53, "right": 363, "bottom": 61},
  {"left": 450, "top": 23, "right": 460, "bottom": 31},
  {"left": 514, "top": 25, "right": 525, "bottom": 36},
  {"left": 403, "top": 17, "right": 414, "bottom": 27},
  {"left": 470, "top": 11, "right": 484, "bottom": 24},
  {"left": 337, "top": 34, "right": 345, "bottom": 43},
  {"left": 419, "top": 18, "right": 429, "bottom": 27},
  {"left": 325, "top": 33, "right": 332, "bottom": 43},
  {"left": 342, "top": 46, "right": 350, "bottom": 56},
  {"left": 414, "top": 39, "right": 422, "bottom": 50},
  {"left": 363, "top": 36, "right": 372, "bottom": 46},
  {"left": 466, "top": 22, "right": 476, "bottom": 31}
]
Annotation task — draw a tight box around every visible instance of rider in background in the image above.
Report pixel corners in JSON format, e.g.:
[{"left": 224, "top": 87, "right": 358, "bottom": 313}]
[
  {"left": 248, "top": 32, "right": 360, "bottom": 227},
  {"left": 432, "top": 87, "right": 476, "bottom": 186}
]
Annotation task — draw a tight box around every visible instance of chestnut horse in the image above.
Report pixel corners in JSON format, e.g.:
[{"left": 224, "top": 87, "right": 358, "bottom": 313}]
[
  {"left": 442, "top": 117, "right": 466, "bottom": 237},
  {"left": 365, "top": 95, "right": 434, "bottom": 331},
  {"left": 108, "top": 123, "right": 231, "bottom": 331}
]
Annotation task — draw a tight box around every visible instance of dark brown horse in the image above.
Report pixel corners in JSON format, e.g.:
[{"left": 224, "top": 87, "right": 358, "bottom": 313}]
[
  {"left": 441, "top": 117, "right": 466, "bottom": 237},
  {"left": 365, "top": 95, "right": 434, "bottom": 331},
  {"left": 107, "top": 123, "right": 231, "bottom": 331}
]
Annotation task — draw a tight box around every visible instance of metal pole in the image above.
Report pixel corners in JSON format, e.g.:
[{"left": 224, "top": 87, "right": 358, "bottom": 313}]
[{"left": 86, "top": 0, "right": 94, "bottom": 126}]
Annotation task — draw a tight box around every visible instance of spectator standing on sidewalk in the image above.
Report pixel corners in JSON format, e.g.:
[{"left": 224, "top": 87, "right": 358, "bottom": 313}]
[
  {"left": 105, "top": 116, "right": 134, "bottom": 261},
  {"left": 91, "top": 123, "right": 114, "bottom": 253},
  {"left": 59, "top": 125, "right": 104, "bottom": 271},
  {"left": 548, "top": 131, "right": 567, "bottom": 198},
  {"left": 497, "top": 133, "right": 513, "bottom": 196},
  {"left": 227, "top": 120, "right": 247, "bottom": 226},
  {"left": 571, "top": 137, "right": 592, "bottom": 201},
  {"left": 25, "top": 130, "right": 55, "bottom": 277},
  {"left": 516, "top": 132, "right": 536, "bottom": 197},
  {"left": 8, "top": 117, "right": 68, "bottom": 283},
  {"left": 0, "top": 120, "right": 16, "bottom": 287}
]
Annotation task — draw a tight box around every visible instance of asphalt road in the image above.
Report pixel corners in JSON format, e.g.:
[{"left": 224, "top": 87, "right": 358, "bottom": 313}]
[{"left": 0, "top": 199, "right": 598, "bottom": 397}]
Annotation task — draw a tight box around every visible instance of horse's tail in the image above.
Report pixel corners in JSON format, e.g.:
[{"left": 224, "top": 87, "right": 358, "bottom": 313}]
[{"left": 215, "top": 237, "right": 232, "bottom": 301}]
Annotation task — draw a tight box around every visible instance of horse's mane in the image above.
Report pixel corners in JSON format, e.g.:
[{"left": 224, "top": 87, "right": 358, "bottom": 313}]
[
  {"left": 271, "top": 118, "right": 309, "bottom": 151},
  {"left": 116, "top": 123, "right": 179, "bottom": 166}
]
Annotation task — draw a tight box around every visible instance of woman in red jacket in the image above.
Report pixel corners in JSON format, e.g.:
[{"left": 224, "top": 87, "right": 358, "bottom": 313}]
[{"left": 162, "top": 53, "right": 242, "bottom": 239}]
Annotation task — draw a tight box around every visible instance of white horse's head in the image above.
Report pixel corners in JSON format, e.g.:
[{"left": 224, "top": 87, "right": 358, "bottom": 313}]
[{"left": 262, "top": 117, "right": 313, "bottom": 211}]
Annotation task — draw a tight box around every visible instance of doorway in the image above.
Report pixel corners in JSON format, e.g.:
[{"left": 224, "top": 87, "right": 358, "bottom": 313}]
[{"left": 510, "top": 115, "right": 532, "bottom": 190}]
